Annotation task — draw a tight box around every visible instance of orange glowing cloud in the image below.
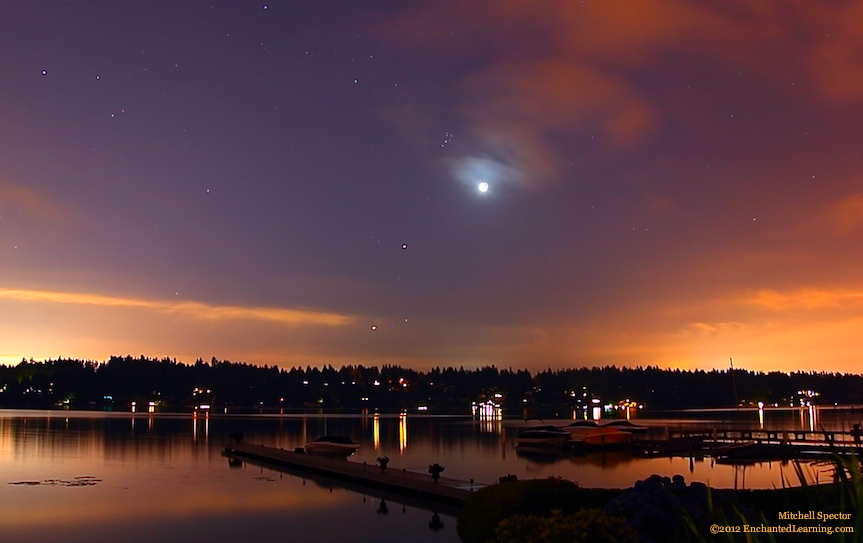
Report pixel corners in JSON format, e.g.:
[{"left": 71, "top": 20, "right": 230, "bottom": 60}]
[
  {"left": 805, "top": 195, "right": 863, "bottom": 236},
  {"left": 683, "top": 322, "right": 747, "bottom": 335},
  {"left": 0, "top": 288, "right": 354, "bottom": 327},
  {"left": 388, "top": 0, "right": 863, "bottom": 187},
  {"left": 798, "top": 2, "right": 863, "bottom": 103},
  {"left": 741, "top": 287, "right": 863, "bottom": 312},
  {"left": 545, "top": 0, "right": 863, "bottom": 104},
  {"left": 462, "top": 58, "right": 655, "bottom": 144},
  {"left": 509, "top": 278, "right": 863, "bottom": 372},
  {"left": 647, "top": 284, "right": 863, "bottom": 371}
]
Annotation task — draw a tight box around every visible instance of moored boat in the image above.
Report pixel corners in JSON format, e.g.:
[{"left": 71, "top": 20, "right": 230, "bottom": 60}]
[
  {"left": 571, "top": 426, "right": 633, "bottom": 448},
  {"left": 561, "top": 420, "right": 633, "bottom": 447},
  {"left": 304, "top": 435, "right": 360, "bottom": 457},
  {"left": 513, "top": 425, "right": 570, "bottom": 447},
  {"left": 561, "top": 420, "right": 599, "bottom": 435},
  {"left": 600, "top": 420, "right": 649, "bottom": 433}
]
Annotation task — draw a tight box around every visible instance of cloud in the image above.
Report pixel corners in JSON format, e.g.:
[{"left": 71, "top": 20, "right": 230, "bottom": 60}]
[
  {"left": 449, "top": 54, "right": 655, "bottom": 188},
  {"left": 797, "top": 2, "right": 863, "bottom": 103},
  {"left": 386, "top": 1, "right": 863, "bottom": 188},
  {"left": 741, "top": 287, "right": 863, "bottom": 311},
  {"left": 449, "top": 154, "right": 523, "bottom": 190},
  {"left": 0, "top": 181, "right": 64, "bottom": 223},
  {"left": 804, "top": 194, "right": 863, "bottom": 236},
  {"left": 683, "top": 322, "right": 747, "bottom": 335},
  {"left": 0, "top": 288, "right": 354, "bottom": 327}
]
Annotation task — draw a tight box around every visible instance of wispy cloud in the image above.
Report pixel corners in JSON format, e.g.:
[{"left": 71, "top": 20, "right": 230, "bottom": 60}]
[
  {"left": 804, "top": 194, "right": 863, "bottom": 236},
  {"left": 742, "top": 287, "right": 863, "bottom": 311},
  {"left": 387, "top": 1, "right": 863, "bottom": 189},
  {"left": 0, "top": 181, "right": 64, "bottom": 223},
  {"left": 683, "top": 321, "right": 747, "bottom": 335},
  {"left": 0, "top": 288, "right": 354, "bottom": 327}
]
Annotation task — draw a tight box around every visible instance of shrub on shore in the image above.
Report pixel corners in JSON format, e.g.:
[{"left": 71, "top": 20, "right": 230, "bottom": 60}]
[
  {"left": 604, "top": 474, "right": 753, "bottom": 543},
  {"left": 456, "top": 477, "right": 620, "bottom": 543},
  {"left": 459, "top": 464, "right": 861, "bottom": 543},
  {"left": 494, "top": 508, "right": 638, "bottom": 543}
]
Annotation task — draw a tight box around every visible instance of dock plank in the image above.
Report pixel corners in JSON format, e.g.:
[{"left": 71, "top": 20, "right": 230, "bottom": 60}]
[{"left": 224, "top": 442, "right": 486, "bottom": 508}]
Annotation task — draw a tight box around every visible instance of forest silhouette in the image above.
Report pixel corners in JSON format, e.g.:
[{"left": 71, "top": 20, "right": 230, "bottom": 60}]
[{"left": 2, "top": 356, "right": 862, "bottom": 411}]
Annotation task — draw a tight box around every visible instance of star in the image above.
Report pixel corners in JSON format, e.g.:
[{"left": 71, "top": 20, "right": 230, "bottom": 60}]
[{"left": 478, "top": 181, "right": 489, "bottom": 193}]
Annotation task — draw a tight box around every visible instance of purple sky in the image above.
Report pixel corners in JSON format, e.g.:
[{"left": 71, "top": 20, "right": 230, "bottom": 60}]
[{"left": 3, "top": 1, "right": 863, "bottom": 373}]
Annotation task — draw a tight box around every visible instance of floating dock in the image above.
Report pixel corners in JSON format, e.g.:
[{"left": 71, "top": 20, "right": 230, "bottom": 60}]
[
  {"left": 223, "top": 441, "right": 484, "bottom": 508},
  {"left": 634, "top": 427, "right": 863, "bottom": 462}
]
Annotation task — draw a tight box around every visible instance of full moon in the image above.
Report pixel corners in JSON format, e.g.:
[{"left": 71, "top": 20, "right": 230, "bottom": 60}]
[{"left": 478, "top": 181, "right": 489, "bottom": 193}]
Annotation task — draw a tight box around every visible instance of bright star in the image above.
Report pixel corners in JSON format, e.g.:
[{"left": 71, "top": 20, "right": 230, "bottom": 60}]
[{"left": 478, "top": 181, "right": 489, "bottom": 193}]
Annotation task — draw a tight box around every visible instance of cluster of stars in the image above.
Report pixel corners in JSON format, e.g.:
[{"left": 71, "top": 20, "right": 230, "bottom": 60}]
[{"left": 370, "top": 318, "right": 409, "bottom": 332}]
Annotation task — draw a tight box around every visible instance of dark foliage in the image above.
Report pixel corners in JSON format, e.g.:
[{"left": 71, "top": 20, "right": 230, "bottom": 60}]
[
  {"left": 457, "top": 478, "right": 621, "bottom": 543},
  {"left": 2, "top": 356, "right": 862, "bottom": 411},
  {"left": 604, "top": 474, "right": 755, "bottom": 543}
]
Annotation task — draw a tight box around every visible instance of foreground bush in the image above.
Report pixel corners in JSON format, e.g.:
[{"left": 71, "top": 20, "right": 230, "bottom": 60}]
[
  {"left": 604, "top": 474, "right": 748, "bottom": 543},
  {"left": 460, "top": 464, "right": 861, "bottom": 543},
  {"left": 457, "top": 478, "right": 620, "bottom": 543},
  {"left": 494, "top": 508, "right": 639, "bottom": 543}
]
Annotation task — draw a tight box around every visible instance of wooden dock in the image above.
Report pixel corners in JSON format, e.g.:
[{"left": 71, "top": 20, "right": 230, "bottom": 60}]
[
  {"left": 634, "top": 427, "right": 863, "bottom": 462},
  {"left": 223, "top": 441, "right": 485, "bottom": 508}
]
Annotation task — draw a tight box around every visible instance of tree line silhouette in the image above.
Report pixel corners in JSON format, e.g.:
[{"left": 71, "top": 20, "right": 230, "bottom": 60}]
[{"left": 1, "top": 355, "right": 862, "bottom": 411}]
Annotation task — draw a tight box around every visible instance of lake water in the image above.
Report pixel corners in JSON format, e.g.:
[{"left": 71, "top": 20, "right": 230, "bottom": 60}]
[{"left": 1, "top": 407, "right": 860, "bottom": 542}]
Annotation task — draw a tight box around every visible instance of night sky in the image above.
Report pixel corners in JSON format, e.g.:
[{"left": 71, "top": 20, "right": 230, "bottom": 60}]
[{"left": 3, "top": 1, "right": 863, "bottom": 373}]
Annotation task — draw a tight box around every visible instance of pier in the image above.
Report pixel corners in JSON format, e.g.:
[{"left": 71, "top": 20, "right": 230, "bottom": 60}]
[
  {"left": 633, "top": 426, "right": 863, "bottom": 462},
  {"left": 223, "top": 441, "right": 486, "bottom": 508}
]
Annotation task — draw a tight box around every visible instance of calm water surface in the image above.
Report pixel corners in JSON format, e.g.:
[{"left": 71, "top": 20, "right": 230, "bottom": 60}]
[{"left": 1, "top": 407, "right": 860, "bottom": 542}]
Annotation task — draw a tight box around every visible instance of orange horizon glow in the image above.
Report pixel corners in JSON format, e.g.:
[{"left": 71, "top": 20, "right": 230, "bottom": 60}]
[{"left": 2, "top": 282, "right": 863, "bottom": 374}]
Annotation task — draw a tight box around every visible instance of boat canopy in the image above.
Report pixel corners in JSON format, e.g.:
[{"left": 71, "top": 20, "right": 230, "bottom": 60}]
[{"left": 310, "top": 435, "right": 358, "bottom": 444}]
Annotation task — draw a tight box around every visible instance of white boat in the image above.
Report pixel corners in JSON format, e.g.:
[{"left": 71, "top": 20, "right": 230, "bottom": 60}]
[
  {"left": 304, "top": 435, "right": 360, "bottom": 457},
  {"left": 513, "top": 425, "right": 570, "bottom": 447}
]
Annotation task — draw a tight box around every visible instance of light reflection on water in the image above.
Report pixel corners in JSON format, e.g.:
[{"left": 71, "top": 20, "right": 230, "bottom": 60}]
[
  {"left": 0, "top": 411, "right": 459, "bottom": 543},
  {"left": 1, "top": 407, "right": 861, "bottom": 542}
]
